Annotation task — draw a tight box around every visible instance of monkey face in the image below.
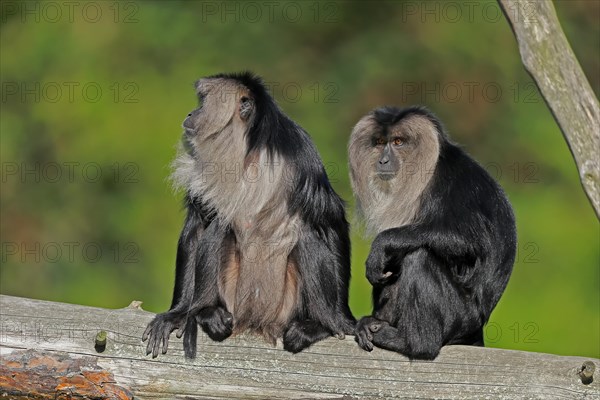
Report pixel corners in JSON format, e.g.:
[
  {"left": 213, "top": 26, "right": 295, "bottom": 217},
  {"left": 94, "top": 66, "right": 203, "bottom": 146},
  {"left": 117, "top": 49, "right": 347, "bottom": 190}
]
[
  {"left": 183, "top": 78, "right": 255, "bottom": 142},
  {"left": 373, "top": 135, "right": 408, "bottom": 180},
  {"left": 349, "top": 107, "right": 442, "bottom": 233},
  {"left": 368, "top": 115, "right": 439, "bottom": 183}
]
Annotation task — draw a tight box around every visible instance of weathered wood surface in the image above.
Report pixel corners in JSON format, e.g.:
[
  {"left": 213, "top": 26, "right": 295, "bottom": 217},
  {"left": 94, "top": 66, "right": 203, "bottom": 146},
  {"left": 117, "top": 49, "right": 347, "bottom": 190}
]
[
  {"left": 0, "top": 295, "right": 598, "bottom": 399},
  {"left": 498, "top": 0, "right": 600, "bottom": 217}
]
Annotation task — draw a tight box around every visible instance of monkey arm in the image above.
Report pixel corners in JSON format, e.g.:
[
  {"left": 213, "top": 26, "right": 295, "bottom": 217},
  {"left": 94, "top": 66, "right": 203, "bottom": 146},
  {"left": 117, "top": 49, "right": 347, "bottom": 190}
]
[
  {"left": 182, "top": 220, "right": 234, "bottom": 358},
  {"left": 381, "top": 224, "right": 480, "bottom": 259},
  {"left": 366, "top": 224, "right": 482, "bottom": 286},
  {"left": 169, "top": 203, "right": 206, "bottom": 312},
  {"left": 142, "top": 195, "right": 212, "bottom": 358}
]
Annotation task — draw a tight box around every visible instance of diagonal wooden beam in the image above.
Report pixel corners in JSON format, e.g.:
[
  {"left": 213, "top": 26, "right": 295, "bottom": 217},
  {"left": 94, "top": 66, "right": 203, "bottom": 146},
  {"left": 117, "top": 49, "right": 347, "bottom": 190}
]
[{"left": 498, "top": 0, "right": 600, "bottom": 217}]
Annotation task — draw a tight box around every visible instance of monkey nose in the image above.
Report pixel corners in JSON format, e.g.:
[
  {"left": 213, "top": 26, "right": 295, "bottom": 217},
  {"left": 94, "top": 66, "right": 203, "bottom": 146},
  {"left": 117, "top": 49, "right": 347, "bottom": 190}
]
[
  {"left": 379, "top": 157, "right": 389, "bottom": 165},
  {"left": 183, "top": 115, "right": 195, "bottom": 130}
]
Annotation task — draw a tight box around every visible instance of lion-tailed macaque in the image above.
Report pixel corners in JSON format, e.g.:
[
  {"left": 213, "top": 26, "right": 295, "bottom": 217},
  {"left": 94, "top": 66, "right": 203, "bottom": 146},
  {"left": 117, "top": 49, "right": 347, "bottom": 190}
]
[
  {"left": 349, "top": 106, "right": 516, "bottom": 359},
  {"left": 143, "top": 72, "right": 355, "bottom": 358}
]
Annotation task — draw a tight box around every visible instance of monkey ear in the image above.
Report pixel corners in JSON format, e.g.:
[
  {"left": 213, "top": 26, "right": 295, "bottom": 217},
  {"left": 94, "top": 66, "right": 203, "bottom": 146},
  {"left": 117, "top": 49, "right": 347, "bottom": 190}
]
[{"left": 239, "top": 96, "right": 254, "bottom": 121}]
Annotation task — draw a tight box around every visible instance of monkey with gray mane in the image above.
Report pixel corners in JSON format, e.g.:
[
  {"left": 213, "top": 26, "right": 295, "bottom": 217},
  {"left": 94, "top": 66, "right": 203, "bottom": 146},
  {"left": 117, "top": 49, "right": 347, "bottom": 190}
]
[
  {"left": 143, "top": 72, "right": 355, "bottom": 358},
  {"left": 349, "top": 106, "right": 516, "bottom": 359}
]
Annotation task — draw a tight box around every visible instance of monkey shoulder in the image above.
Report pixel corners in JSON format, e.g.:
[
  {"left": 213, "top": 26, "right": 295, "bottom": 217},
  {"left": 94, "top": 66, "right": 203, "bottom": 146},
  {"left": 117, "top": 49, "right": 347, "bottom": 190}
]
[
  {"left": 284, "top": 129, "right": 347, "bottom": 227},
  {"left": 424, "top": 143, "right": 514, "bottom": 239}
]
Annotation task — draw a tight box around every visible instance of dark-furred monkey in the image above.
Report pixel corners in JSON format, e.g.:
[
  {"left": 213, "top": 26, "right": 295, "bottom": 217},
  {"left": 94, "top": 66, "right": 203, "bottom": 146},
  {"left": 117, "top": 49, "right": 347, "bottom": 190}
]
[{"left": 349, "top": 106, "right": 516, "bottom": 359}]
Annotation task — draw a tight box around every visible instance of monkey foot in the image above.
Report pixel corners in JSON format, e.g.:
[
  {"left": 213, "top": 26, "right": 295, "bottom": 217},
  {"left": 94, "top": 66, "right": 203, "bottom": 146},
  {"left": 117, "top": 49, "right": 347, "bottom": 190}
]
[
  {"left": 283, "top": 320, "right": 330, "bottom": 353},
  {"left": 196, "top": 306, "right": 234, "bottom": 342}
]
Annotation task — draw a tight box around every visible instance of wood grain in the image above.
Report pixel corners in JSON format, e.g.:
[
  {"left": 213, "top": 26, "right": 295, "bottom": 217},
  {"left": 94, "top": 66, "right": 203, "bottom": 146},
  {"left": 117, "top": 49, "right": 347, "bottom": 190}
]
[{"left": 1, "top": 295, "right": 598, "bottom": 399}]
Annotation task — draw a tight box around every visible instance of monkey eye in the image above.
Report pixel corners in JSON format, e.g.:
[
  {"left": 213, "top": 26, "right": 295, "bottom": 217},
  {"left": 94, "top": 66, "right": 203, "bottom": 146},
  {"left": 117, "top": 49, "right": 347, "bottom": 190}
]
[
  {"left": 240, "top": 96, "right": 250, "bottom": 104},
  {"left": 392, "top": 137, "right": 404, "bottom": 146},
  {"left": 375, "top": 138, "right": 386, "bottom": 146}
]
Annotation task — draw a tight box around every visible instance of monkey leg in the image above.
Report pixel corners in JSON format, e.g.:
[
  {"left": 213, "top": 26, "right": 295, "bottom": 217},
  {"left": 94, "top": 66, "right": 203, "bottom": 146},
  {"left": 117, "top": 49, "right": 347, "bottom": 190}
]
[
  {"left": 279, "top": 229, "right": 354, "bottom": 354},
  {"left": 362, "top": 249, "right": 447, "bottom": 359},
  {"left": 143, "top": 199, "right": 212, "bottom": 358},
  {"left": 191, "top": 231, "right": 236, "bottom": 344}
]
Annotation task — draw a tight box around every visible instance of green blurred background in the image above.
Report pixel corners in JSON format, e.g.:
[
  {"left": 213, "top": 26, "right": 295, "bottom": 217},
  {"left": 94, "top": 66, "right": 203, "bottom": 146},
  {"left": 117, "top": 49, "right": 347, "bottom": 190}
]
[{"left": 1, "top": 0, "right": 598, "bottom": 358}]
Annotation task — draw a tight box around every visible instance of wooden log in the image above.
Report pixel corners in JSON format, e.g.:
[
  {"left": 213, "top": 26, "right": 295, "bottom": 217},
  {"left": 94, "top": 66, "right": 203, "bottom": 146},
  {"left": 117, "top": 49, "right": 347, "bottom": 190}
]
[
  {"left": 0, "top": 295, "right": 598, "bottom": 399},
  {"left": 498, "top": 0, "right": 600, "bottom": 217}
]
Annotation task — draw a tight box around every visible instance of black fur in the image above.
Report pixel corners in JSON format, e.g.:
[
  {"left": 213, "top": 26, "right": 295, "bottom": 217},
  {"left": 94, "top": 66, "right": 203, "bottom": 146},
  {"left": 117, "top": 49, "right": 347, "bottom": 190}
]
[
  {"left": 143, "top": 72, "right": 354, "bottom": 358},
  {"left": 355, "top": 106, "right": 516, "bottom": 360}
]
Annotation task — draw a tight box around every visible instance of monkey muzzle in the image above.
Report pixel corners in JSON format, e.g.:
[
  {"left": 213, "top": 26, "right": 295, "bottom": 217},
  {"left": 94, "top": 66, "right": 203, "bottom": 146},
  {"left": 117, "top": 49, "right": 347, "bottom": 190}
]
[
  {"left": 183, "top": 115, "right": 195, "bottom": 130},
  {"left": 377, "top": 171, "right": 396, "bottom": 181},
  {"left": 183, "top": 108, "right": 201, "bottom": 134},
  {"left": 376, "top": 145, "right": 399, "bottom": 180}
]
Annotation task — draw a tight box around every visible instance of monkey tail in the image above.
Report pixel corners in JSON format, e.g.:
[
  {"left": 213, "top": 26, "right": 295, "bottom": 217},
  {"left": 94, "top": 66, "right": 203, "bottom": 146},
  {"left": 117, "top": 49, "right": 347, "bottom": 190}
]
[{"left": 183, "top": 317, "right": 198, "bottom": 359}]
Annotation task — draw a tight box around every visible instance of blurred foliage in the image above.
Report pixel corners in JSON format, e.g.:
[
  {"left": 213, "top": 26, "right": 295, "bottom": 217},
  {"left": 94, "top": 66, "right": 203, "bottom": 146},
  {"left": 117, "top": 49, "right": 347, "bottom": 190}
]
[{"left": 1, "top": 0, "right": 598, "bottom": 358}]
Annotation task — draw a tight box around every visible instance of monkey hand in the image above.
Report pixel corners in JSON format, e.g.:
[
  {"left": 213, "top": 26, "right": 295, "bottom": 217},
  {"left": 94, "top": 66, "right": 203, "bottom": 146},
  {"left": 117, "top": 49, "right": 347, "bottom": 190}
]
[
  {"left": 366, "top": 231, "right": 416, "bottom": 285},
  {"left": 142, "top": 311, "right": 187, "bottom": 358},
  {"left": 355, "top": 316, "right": 388, "bottom": 352},
  {"left": 365, "top": 242, "right": 398, "bottom": 285}
]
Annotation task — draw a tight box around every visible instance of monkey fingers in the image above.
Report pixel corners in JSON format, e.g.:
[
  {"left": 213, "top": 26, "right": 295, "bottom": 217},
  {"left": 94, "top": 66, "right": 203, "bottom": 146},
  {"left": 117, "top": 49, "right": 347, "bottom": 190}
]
[
  {"left": 365, "top": 251, "right": 394, "bottom": 286},
  {"left": 142, "top": 311, "right": 186, "bottom": 358},
  {"left": 369, "top": 323, "right": 405, "bottom": 353},
  {"left": 196, "top": 306, "right": 233, "bottom": 342},
  {"left": 355, "top": 316, "right": 384, "bottom": 352},
  {"left": 175, "top": 326, "right": 184, "bottom": 338}
]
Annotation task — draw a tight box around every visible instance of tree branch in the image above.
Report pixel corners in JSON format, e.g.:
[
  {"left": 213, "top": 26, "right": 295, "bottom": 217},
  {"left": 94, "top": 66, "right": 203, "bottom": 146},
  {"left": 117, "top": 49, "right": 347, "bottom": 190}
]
[{"left": 498, "top": 0, "right": 600, "bottom": 217}]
